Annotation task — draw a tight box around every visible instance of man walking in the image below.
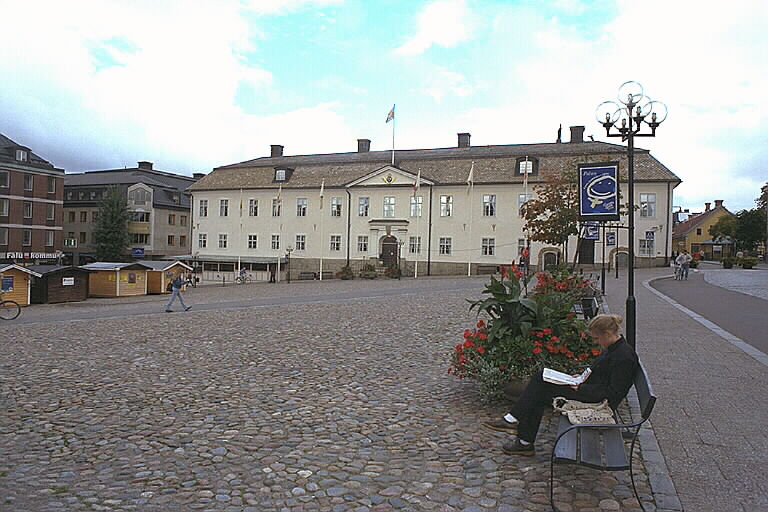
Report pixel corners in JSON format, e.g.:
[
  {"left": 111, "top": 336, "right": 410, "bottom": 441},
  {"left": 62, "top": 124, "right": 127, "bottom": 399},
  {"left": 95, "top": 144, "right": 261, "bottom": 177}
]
[
  {"left": 165, "top": 274, "right": 192, "bottom": 312},
  {"left": 675, "top": 250, "right": 692, "bottom": 280}
]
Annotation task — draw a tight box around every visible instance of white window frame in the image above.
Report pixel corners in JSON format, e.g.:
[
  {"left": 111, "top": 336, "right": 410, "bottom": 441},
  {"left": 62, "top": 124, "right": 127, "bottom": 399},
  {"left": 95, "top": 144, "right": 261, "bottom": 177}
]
[
  {"left": 295, "top": 234, "right": 306, "bottom": 251},
  {"left": 358, "top": 197, "right": 369, "bottom": 217},
  {"left": 23, "top": 174, "right": 33, "bottom": 191},
  {"left": 16, "top": 149, "right": 28, "bottom": 162},
  {"left": 518, "top": 193, "right": 534, "bottom": 217},
  {"left": 23, "top": 229, "right": 32, "bottom": 246},
  {"left": 47, "top": 176, "right": 56, "bottom": 193},
  {"left": 248, "top": 199, "right": 258, "bottom": 217},
  {"left": 482, "top": 237, "right": 496, "bottom": 256},
  {"left": 518, "top": 238, "right": 527, "bottom": 256},
  {"left": 0, "top": 227, "right": 7, "bottom": 245},
  {"left": 275, "top": 169, "right": 286, "bottom": 181},
  {"left": 383, "top": 196, "right": 395, "bottom": 218},
  {"left": 218, "top": 233, "right": 228, "bottom": 249},
  {"left": 640, "top": 193, "right": 656, "bottom": 218},
  {"left": 483, "top": 195, "right": 496, "bottom": 217},
  {"left": 410, "top": 196, "right": 423, "bottom": 217},
  {"left": 219, "top": 199, "right": 229, "bottom": 217},
  {"left": 330, "top": 234, "right": 341, "bottom": 251},
  {"left": 248, "top": 234, "right": 258, "bottom": 249},
  {"left": 296, "top": 198, "right": 307, "bottom": 217},
  {"left": 23, "top": 201, "right": 32, "bottom": 218},
  {"left": 0, "top": 198, "right": 8, "bottom": 216},
  {"left": 439, "top": 237, "right": 452, "bottom": 255},
  {"left": 639, "top": 239, "right": 654, "bottom": 257},
  {"left": 271, "top": 234, "right": 280, "bottom": 250},
  {"left": 45, "top": 231, "right": 54, "bottom": 247},
  {"left": 331, "top": 197, "right": 342, "bottom": 217},
  {"left": 409, "top": 236, "right": 421, "bottom": 254},
  {"left": 198, "top": 233, "right": 207, "bottom": 248},
  {"left": 357, "top": 235, "right": 368, "bottom": 253},
  {"left": 0, "top": 170, "right": 8, "bottom": 188},
  {"left": 440, "top": 195, "right": 453, "bottom": 217},
  {"left": 272, "top": 198, "right": 281, "bottom": 217},
  {"left": 199, "top": 199, "right": 208, "bottom": 217},
  {"left": 46, "top": 203, "right": 55, "bottom": 220},
  {"left": 520, "top": 160, "right": 533, "bottom": 175}
]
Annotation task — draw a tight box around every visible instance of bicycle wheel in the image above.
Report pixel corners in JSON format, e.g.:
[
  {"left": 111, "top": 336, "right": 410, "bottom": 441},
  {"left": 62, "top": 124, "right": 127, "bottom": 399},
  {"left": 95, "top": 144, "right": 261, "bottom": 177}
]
[{"left": 0, "top": 300, "right": 21, "bottom": 320}]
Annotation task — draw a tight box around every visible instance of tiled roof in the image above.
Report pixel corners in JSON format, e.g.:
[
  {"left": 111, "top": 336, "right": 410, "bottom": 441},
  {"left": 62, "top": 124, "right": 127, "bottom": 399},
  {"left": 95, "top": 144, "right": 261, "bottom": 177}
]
[
  {"left": 190, "top": 141, "right": 680, "bottom": 192},
  {"left": 0, "top": 133, "right": 57, "bottom": 170},
  {"left": 672, "top": 206, "right": 734, "bottom": 238},
  {"left": 65, "top": 168, "right": 197, "bottom": 209}
]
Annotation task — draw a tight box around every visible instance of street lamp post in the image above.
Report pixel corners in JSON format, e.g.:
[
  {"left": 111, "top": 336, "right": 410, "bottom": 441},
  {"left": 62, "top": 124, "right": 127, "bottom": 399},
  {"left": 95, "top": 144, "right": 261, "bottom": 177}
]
[
  {"left": 285, "top": 246, "right": 293, "bottom": 284},
  {"left": 596, "top": 82, "right": 667, "bottom": 348}
]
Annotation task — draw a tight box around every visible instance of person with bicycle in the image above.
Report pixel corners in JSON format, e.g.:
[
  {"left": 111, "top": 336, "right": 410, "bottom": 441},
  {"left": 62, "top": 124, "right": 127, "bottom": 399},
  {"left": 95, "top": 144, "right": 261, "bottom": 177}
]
[{"left": 675, "top": 250, "right": 692, "bottom": 280}]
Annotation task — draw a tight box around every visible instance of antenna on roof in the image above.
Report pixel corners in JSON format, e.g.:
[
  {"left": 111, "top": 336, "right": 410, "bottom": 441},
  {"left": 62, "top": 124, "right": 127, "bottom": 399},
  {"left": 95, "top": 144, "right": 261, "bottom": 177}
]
[{"left": 588, "top": 135, "right": 594, "bottom": 141}]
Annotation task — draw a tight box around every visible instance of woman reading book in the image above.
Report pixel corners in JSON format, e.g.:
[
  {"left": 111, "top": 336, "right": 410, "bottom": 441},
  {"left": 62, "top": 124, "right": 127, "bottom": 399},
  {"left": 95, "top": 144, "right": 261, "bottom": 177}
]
[{"left": 482, "top": 314, "right": 638, "bottom": 456}]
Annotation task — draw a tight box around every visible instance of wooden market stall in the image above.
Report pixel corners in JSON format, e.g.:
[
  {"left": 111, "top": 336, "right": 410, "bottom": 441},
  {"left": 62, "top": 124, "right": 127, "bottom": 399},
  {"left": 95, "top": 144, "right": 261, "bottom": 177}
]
[
  {"left": 27, "top": 265, "right": 90, "bottom": 304},
  {"left": 0, "top": 264, "right": 42, "bottom": 307},
  {"left": 141, "top": 260, "right": 193, "bottom": 294},
  {"left": 80, "top": 262, "right": 150, "bottom": 298}
]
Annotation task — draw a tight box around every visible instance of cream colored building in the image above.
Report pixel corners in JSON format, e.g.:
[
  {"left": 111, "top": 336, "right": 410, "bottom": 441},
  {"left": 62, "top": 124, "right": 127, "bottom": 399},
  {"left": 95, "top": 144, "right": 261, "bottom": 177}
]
[{"left": 187, "top": 127, "right": 680, "bottom": 281}]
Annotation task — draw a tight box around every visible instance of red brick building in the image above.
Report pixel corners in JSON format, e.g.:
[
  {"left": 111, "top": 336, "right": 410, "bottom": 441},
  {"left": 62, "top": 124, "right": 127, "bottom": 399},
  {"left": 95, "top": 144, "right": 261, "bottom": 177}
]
[{"left": 0, "top": 134, "right": 65, "bottom": 264}]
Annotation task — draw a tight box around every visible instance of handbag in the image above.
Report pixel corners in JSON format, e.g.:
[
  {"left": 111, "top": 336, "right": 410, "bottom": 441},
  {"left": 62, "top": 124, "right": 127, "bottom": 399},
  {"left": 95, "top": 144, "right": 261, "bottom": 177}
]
[{"left": 553, "top": 396, "right": 616, "bottom": 425}]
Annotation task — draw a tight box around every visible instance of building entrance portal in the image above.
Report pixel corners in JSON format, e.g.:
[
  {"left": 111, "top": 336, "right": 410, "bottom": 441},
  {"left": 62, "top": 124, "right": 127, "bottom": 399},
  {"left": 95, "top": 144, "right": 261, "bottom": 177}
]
[{"left": 381, "top": 235, "right": 398, "bottom": 268}]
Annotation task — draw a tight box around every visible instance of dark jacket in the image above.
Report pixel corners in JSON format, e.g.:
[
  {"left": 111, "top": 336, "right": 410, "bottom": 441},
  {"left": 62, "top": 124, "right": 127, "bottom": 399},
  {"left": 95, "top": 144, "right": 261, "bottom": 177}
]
[{"left": 579, "top": 336, "right": 638, "bottom": 409}]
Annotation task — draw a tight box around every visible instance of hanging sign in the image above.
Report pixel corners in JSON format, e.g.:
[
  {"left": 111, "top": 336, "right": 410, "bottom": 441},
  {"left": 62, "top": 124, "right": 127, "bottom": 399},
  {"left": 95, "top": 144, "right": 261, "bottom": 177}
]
[
  {"left": 582, "top": 223, "right": 600, "bottom": 240},
  {"left": 606, "top": 232, "right": 617, "bottom": 246},
  {"left": 578, "top": 162, "right": 619, "bottom": 222}
]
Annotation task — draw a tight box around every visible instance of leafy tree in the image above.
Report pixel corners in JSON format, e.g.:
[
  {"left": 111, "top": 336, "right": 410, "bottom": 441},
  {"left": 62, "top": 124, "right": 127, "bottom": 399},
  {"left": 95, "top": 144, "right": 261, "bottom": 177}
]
[
  {"left": 93, "top": 186, "right": 130, "bottom": 261},
  {"left": 757, "top": 182, "right": 768, "bottom": 210},
  {"left": 734, "top": 208, "right": 767, "bottom": 251},
  {"left": 708, "top": 214, "right": 737, "bottom": 240}
]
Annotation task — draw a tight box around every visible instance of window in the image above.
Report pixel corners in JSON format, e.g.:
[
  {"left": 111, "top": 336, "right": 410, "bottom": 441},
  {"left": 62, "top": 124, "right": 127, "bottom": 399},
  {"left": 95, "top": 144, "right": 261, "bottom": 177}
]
[
  {"left": 330, "top": 235, "right": 341, "bottom": 251},
  {"left": 24, "top": 174, "right": 33, "bottom": 191},
  {"left": 179, "top": 235, "right": 186, "bottom": 247},
  {"left": 0, "top": 227, "right": 7, "bottom": 245},
  {"left": 218, "top": 233, "right": 228, "bottom": 248},
  {"left": 248, "top": 199, "right": 258, "bottom": 217},
  {"left": 483, "top": 195, "right": 496, "bottom": 217},
  {"left": 357, "top": 235, "right": 368, "bottom": 253},
  {"left": 199, "top": 199, "right": 208, "bottom": 217},
  {"left": 90, "top": 191, "right": 98, "bottom": 200},
  {"left": 47, "top": 176, "right": 56, "bottom": 193},
  {"left": 295, "top": 234, "right": 306, "bottom": 251},
  {"left": 79, "top": 211, "right": 88, "bottom": 222},
  {"left": 440, "top": 195, "right": 453, "bottom": 217},
  {"left": 23, "top": 230, "right": 32, "bottom": 246},
  {"left": 180, "top": 215, "right": 187, "bottom": 226},
  {"left": 130, "top": 211, "right": 150, "bottom": 222},
  {"left": 67, "top": 211, "right": 75, "bottom": 222},
  {"left": 78, "top": 191, "right": 86, "bottom": 200},
  {"left": 383, "top": 197, "right": 395, "bottom": 218},
  {"left": 16, "top": 149, "right": 28, "bottom": 162},
  {"left": 297, "top": 198, "right": 307, "bottom": 217},
  {"left": 482, "top": 237, "right": 496, "bottom": 256},
  {"left": 519, "top": 160, "right": 533, "bottom": 175},
  {"left": 24, "top": 202, "right": 32, "bottom": 218},
  {"left": 409, "top": 236, "right": 421, "bottom": 254},
  {"left": 46, "top": 203, "right": 55, "bottom": 220},
  {"left": 45, "top": 231, "right": 54, "bottom": 247},
  {"left": 198, "top": 233, "right": 207, "bottom": 248},
  {"left": 272, "top": 198, "right": 281, "bottom": 217},
  {"left": 128, "top": 189, "right": 150, "bottom": 205},
  {"left": 518, "top": 193, "right": 534, "bottom": 217},
  {"left": 219, "top": 199, "right": 229, "bottom": 217},
  {"left": 331, "top": 197, "right": 342, "bottom": 217},
  {"left": 640, "top": 193, "right": 656, "bottom": 217},
  {"left": 696, "top": 228, "right": 702, "bottom": 236},
  {"left": 0, "top": 170, "right": 8, "bottom": 187},
  {"left": 79, "top": 232, "right": 87, "bottom": 244},
  {"left": 0, "top": 198, "right": 8, "bottom": 216},
  {"left": 358, "top": 197, "right": 369, "bottom": 217},
  {"left": 67, "top": 231, "right": 75, "bottom": 239},
  {"left": 410, "top": 196, "right": 423, "bottom": 217},
  {"left": 518, "top": 238, "right": 527, "bottom": 256},
  {"left": 92, "top": 211, "right": 99, "bottom": 223},
  {"left": 66, "top": 191, "right": 73, "bottom": 200},
  {"left": 275, "top": 169, "right": 286, "bottom": 181},
  {"left": 168, "top": 214, "right": 176, "bottom": 225},
  {"left": 515, "top": 157, "right": 539, "bottom": 176},
  {"left": 248, "top": 235, "right": 258, "bottom": 249},
  {"left": 168, "top": 235, "right": 175, "bottom": 246},
  {"left": 439, "top": 237, "right": 452, "bottom": 255},
  {"left": 271, "top": 234, "right": 280, "bottom": 250},
  {"left": 639, "top": 239, "right": 654, "bottom": 257}
]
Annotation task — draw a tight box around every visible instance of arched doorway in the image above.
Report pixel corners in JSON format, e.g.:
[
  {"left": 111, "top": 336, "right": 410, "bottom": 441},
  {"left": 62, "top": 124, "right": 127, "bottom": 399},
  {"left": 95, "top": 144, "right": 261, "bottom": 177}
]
[
  {"left": 381, "top": 235, "right": 398, "bottom": 268},
  {"left": 543, "top": 251, "right": 559, "bottom": 270},
  {"left": 615, "top": 251, "right": 628, "bottom": 269}
]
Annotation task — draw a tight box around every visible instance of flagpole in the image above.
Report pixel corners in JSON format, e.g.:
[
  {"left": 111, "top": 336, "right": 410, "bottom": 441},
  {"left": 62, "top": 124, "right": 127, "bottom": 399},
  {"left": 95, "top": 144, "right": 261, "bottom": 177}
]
[
  {"left": 391, "top": 108, "right": 395, "bottom": 165},
  {"left": 467, "top": 162, "right": 474, "bottom": 277},
  {"left": 319, "top": 180, "right": 325, "bottom": 281},
  {"left": 238, "top": 188, "right": 242, "bottom": 276},
  {"left": 414, "top": 168, "right": 421, "bottom": 278}
]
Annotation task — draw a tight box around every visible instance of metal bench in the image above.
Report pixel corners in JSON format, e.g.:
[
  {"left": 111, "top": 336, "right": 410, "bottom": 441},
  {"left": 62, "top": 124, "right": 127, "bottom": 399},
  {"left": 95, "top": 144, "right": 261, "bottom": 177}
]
[
  {"left": 298, "top": 272, "right": 316, "bottom": 280},
  {"left": 550, "top": 362, "right": 657, "bottom": 512}
]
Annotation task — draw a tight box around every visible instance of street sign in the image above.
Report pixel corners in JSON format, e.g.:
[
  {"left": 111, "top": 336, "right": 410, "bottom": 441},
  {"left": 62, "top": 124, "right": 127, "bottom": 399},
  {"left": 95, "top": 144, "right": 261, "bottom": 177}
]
[
  {"left": 578, "top": 162, "right": 620, "bottom": 222},
  {"left": 645, "top": 231, "right": 655, "bottom": 241},
  {"left": 583, "top": 223, "right": 600, "bottom": 240},
  {"left": 606, "top": 232, "right": 617, "bottom": 246},
  {"left": 131, "top": 247, "right": 145, "bottom": 258},
  {"left": 64, "top": 238, "right": 77, "bottom": 248}
]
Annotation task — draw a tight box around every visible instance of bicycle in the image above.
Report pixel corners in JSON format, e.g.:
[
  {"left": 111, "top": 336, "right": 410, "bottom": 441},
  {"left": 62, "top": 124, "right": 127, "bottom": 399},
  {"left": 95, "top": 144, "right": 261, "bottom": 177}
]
[
  {"left": 235, "top": 275, "right": 252, "bottom": 285},
  {"left": 0, "top": 290, "right": 21, "bottom": 320}
]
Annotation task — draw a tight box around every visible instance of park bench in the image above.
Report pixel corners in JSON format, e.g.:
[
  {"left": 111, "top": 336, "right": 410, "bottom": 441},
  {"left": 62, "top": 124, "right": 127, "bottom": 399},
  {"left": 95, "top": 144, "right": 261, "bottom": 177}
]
[
  {"left": 477, "top": 264, "right": 498, "bottom": 275},
  {"left": 550, "top": 361, "right": 657, "bottom": 512},
  {"left": 571, "top": 273, "right": 602, "bottom": 319},
  {"left": 298, "top": 272, "right": 316, "bottom": 280}
]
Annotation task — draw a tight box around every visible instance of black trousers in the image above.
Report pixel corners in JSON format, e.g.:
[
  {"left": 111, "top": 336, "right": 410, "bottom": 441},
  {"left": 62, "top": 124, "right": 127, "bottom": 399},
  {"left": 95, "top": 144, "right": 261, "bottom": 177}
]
[{"left": 510, "top": 369, "right": 605, "bottom": 443}]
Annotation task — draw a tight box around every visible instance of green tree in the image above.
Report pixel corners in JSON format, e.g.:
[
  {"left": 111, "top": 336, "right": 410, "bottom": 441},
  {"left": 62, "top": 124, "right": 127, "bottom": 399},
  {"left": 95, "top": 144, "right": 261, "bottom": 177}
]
[
  {"left": 522, "top": 170, "right": 580, "bottom": 252},
  {"left": 93, "top": 186, "right": 130, "bottom": 261},
  {"left": 708, "top": 214, "right": 737, "bottom": 240},
  {"left": 734, "top": 208, "right": 767, "bottom": 251}
]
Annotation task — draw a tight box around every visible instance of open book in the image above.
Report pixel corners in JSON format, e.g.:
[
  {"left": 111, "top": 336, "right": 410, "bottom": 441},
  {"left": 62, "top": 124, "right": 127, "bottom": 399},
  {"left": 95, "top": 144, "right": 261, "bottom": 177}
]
[{"left": 543, "top": 367, "right": 592, "bottom": 386}]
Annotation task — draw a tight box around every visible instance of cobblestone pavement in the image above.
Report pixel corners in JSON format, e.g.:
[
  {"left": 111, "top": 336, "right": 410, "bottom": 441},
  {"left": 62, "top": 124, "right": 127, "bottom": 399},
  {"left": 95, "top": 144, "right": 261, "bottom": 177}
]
[
  {"left": 2, "top": 277, "right": 653, "bottom": 511},
  {"left": 701, "top": 266, "right": 768, "bottom": 301}
]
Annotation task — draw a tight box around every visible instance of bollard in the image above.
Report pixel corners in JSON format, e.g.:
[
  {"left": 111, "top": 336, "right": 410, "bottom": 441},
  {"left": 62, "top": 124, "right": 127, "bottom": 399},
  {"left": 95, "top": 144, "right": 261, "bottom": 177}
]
[{"left": 222, "top": 275, "right": 226, "bottom": 287}]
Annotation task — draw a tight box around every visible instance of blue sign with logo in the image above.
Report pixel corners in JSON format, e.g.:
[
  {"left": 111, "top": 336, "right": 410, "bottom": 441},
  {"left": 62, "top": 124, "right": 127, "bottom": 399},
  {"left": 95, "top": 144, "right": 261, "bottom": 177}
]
[
  {"left": 578, "top": 162, "right": 619, "bottom": 221},
  {"left": 606, "top": 232, "right": 617, "bottom": 246},
  {"left": 583, "top": 223, "right": 600, "bottom": 240},
  {"left": 131, "top": 248, "right": 145, "bottom": 258}
]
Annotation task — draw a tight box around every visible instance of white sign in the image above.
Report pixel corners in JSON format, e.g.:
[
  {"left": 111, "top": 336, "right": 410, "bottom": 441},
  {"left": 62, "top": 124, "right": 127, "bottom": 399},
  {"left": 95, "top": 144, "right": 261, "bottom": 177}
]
[{"left": 62, "top": 277, "right": 75, "bottom": 286}]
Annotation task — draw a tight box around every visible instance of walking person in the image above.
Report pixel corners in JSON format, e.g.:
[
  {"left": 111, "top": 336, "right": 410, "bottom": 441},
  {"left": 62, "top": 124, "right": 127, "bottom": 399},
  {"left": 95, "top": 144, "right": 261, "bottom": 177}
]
[
  {"left": 165, "top": 274, "right": 192, "bottom": 312},
  {"left": 675, "top": 250, "right": 692, "bottom": 280}
]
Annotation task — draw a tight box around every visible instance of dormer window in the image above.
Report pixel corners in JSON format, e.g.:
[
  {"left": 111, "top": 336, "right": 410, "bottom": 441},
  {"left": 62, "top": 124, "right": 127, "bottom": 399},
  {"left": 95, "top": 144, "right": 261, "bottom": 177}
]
[
  {"left": 515, "top": 157, "right": 539, "bottom": 177},
  {"left": 15, "top": 149, "right": 28, "bottom": 162},
  {"left": 275, "top": 169, "right": 286, "bottom": 181}
]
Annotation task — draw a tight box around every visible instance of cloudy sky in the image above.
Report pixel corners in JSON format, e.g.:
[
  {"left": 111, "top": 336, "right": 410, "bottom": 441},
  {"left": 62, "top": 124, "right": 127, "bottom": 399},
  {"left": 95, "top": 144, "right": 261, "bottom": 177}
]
[{"left": 1, "top": 0, "right": 766, "bottom": 212}]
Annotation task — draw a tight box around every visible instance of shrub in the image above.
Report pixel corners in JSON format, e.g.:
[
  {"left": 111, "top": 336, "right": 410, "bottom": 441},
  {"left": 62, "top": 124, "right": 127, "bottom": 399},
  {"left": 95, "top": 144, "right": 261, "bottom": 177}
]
[
  {"left": 741, "top": 256, "right": 757, "bottom": 269},
  {"left": 384, "top": 266, "right": 401, "bottom": 279},
  {"left": 721, "top": 256, "right": 735, "bottom": 269},
  {"left": 336, "top": 266, "right": 354, "bottom": 280}
]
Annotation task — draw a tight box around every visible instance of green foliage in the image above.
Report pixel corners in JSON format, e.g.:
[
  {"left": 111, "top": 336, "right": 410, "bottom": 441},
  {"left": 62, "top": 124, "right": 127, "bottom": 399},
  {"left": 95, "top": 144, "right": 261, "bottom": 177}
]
[
  {"left": 721, "top": 256, "right": 735, "bottom": 268},
  {"left": 735, "top": 208, "right": 767, "bottom": 250},
  {"left": 740, "top": 256, "right": 757, "bottom": 269},
  {"left": 336, "top": 266, "right": 354, "bottom": 280},
  {"left": 522, "top": 171, "right": 579, "bottom": 247},
  {"left": 384, "top": 266, "right": 401, "bottom": 279},
  {"left": 359, "top": 263, "right": 377, "bottom": 279},
  {"left": 93, "top": 186, "right": 130, "bottom": 261},
  {"left": 709, "top": 215, "right": 737, "bottom": 239}
]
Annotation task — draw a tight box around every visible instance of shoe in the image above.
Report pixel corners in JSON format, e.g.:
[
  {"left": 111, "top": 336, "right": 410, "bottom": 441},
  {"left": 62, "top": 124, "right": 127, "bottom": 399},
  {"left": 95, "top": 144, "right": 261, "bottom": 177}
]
[
  {"left": 482, "top": 418, "right": 518, "bottom": 434},
  {"left": 502, "top": 438, "right": 535, "bottom": 456},
  {"left": 185, "top": 306, "right": 192, "bottom": 311},
  {"left": 165, "top": 309, "right": 173, "bottom": 313}
]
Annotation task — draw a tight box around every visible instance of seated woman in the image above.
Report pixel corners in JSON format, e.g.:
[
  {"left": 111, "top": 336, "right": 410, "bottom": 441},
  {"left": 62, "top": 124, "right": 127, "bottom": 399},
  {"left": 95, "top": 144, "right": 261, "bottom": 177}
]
[{"left": 482, "top": 314, "right": 638, "bottom": 456}]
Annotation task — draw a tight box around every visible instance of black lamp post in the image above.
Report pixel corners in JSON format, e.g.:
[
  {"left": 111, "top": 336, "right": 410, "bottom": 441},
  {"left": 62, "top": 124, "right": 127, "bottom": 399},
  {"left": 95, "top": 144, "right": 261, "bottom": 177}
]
[
  {"left": 285, "top": 245, "right": 293, "bottom": 284},
  {"left": 596, "top": 81, "right": 667, "bottom": 348}
]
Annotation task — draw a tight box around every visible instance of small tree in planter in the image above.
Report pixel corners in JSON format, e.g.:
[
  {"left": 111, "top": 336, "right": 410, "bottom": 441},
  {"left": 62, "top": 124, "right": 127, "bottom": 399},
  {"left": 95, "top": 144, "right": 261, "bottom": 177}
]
[
  {"left": 721, "top": 257, "right": 735, "bottom": 269},
  {"left": 336, "top": 266, "right": 354, "bottom": 279},
  {"left": 359, "top": 263, "right": 377, "bottom": 279},
  {"left": 740, "top": 256, "right": 757, "bottom": 269},
  {"left": 384, "top": 266, "right": 401, "bottom": 279}
]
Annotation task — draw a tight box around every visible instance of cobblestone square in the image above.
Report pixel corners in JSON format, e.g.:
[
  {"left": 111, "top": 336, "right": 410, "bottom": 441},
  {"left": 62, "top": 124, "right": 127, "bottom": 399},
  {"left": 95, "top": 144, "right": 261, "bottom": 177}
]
[{"left": 1, "top": 278, "right": 652, "bottom": 511}]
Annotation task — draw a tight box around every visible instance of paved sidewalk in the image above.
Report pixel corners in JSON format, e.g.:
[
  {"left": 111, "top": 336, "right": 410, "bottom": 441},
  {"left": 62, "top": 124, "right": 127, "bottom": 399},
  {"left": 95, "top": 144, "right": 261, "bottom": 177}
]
[{"left": 601, "top": 268, "right": 768, "bottom": 512}]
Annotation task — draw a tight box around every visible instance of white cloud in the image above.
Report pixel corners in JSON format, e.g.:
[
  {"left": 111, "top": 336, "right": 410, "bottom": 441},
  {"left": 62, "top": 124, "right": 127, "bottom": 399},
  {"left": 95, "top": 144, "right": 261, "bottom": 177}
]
[
  {"left": 394, "top": 0, "right": 476, "bottom": 56},
  {"left": 552, "top": 0, "right": 588, "bottom": 15},
  {"left": 424, "top": 69, "right": 473, "bottom": 103},
  {"left": 239, "top": 0, "right": 343, "bottom": 15}
]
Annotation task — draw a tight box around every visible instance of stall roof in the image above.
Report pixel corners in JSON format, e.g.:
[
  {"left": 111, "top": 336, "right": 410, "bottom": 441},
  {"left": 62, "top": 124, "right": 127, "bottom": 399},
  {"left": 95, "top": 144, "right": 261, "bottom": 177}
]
[
  {"left": 0, "top": 264, "right": 43, "bottom": 277},
  {"left": 27, "top": 265, "right": 89, "bottom": 275},
  {"left": 140, "top": 260, "right": 193, "bottom": 271},
  {"left": 80, "top": 262, "right": 151, "bottom": 271}
]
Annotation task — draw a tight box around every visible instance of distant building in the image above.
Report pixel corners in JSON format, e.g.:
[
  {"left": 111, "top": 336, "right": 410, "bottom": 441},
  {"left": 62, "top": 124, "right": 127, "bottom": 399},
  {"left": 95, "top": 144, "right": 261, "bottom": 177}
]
[
  {"left": 63, "top": 162, "right": 199, "bottom": 265},
  {"left": 672, "top": 200, "right": 735, "bottom": 260},
  {"left": 187, "top": 126, "right": 681, "bottom": 281},
  {"left": 0, "top": 134, "right": 65, "bottom": 265}
]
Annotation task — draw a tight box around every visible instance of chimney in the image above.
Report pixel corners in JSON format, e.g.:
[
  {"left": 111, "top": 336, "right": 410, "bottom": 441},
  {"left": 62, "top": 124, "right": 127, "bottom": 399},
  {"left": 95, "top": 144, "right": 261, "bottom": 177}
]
[
  {"left": 137, "top": 161, "right": 153, "bottom": 170},
  {"left": 270, "top": 145, "right": 284, "bottom": 158},
  {"left": 457, "top": 132, "right": 471, "bottom": 148},
  {"left": 569, "top": 126, "right": 585, "bottom": 143},
  {"left": 193, "top": 173, "right": 205, "bottom": 180},
  {"left": 684, "top": 209, "right": 690, "bottom": 213},
  {"left": 714, "top": 199, "right": 723, "bottom": 208},
  {"left": 705, "top": 202, "right": 711, "bottom": 212},
  {"left": 357, "top": 139, "right": 371, "bottom": 153}
]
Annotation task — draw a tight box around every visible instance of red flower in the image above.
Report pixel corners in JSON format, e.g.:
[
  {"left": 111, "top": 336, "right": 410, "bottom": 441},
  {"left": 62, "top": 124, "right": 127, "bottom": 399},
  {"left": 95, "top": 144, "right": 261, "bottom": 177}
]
[
  {"left": 536, "top": 331, "right": 545, "bottom": 339},
  {"left": 500, "top": 265, "right": 509, "bottom": 280},
  {"left": 591, "top": 348, "right": 601, "bottom": 356},
  {"left": 464, "top": 329, "right": 471, "bottom": 339},
  {"left": 550, "top": 336, "right": 559, "bottom": 343},
  {"left": 542, "top": 329, "right": 552, "bottom": 336},
  {"left": 565, "top": 351, "right": 574, "bottom": 359},
  {"left": 533, "top": 347, "right": 542, "bottom": 355},
  {"left": 476, "top": 319, "right": 485, "bottom": 329},
  {"left": 533, "top": 341, "right": 543, "bottom": 347},
  {"left": 476, "top": 346, "right": 485, "bottom": 354},
  {"left": 463, "top": 340, "right": 474, "bottom": 349}
]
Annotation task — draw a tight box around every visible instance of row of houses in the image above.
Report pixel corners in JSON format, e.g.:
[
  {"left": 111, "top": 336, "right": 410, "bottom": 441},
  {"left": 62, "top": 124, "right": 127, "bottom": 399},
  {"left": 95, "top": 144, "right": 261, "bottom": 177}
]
[{"left": 3, "top": 126, "right": 685, "bottom": 280}]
